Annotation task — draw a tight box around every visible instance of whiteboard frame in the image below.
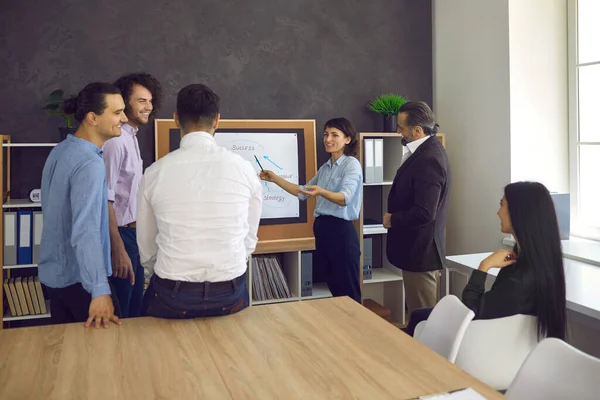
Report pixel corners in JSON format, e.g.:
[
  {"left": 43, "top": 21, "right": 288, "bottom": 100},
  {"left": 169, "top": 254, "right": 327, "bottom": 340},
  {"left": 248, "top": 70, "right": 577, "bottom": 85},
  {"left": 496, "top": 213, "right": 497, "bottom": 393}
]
[{"left": 154, "top": 119, "right": 317, "bottom": 242}]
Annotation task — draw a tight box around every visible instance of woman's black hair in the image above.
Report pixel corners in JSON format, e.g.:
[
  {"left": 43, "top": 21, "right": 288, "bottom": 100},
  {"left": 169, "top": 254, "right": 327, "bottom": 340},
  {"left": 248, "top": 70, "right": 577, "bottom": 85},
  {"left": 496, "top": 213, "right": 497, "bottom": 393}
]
[
  {"left": 63, "top": 82, "right": 121, "bottom": 123},
  {"left": 324, "top": 117, "right": 359, "bottom": 156},
  {"left": 505, "top": 181, "right": 567, "bottom": 340}
]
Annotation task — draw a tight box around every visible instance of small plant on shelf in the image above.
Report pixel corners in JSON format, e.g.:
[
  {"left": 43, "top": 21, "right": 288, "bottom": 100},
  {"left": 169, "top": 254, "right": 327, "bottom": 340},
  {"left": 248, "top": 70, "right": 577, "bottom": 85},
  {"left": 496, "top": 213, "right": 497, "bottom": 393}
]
[
  {"left": 368, "top": 93, "right": 408, "bottom": 132},
  {"left": 43, "top": 89, "right": 77, "bottom": 140}
]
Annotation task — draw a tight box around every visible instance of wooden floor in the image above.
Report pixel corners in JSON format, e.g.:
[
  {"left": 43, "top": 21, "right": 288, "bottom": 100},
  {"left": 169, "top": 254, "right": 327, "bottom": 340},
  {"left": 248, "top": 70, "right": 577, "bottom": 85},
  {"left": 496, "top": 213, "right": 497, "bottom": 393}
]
[{"left": 0, "top": 297, "right": 504, "bottom": 399}]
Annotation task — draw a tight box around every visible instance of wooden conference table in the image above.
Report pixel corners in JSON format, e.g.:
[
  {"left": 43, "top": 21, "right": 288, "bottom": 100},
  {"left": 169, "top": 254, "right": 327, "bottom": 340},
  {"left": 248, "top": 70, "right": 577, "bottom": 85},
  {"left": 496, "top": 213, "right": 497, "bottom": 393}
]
[{"left": 0, "top": 297, "right": 504, "bottom": 399}]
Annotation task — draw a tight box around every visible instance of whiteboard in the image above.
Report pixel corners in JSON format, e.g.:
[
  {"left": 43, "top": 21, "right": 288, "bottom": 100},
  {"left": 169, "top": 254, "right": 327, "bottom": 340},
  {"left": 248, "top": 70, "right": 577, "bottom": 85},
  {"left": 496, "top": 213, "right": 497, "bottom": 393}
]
[{"left": 214, "top": 131, "right": 301, "bottom": 220}]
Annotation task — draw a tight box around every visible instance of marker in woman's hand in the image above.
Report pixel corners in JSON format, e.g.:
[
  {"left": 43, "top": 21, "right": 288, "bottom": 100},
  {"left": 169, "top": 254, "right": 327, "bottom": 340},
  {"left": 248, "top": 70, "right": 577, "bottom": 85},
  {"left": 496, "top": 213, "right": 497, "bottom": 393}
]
[{"left": 254, "top": 155, "right": 264, "bottom": 171}]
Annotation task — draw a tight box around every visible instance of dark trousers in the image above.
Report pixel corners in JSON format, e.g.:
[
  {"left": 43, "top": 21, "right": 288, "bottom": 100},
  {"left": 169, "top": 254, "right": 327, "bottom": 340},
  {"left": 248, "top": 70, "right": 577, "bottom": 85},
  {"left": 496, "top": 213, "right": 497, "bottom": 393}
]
[
  {"left": 110, "top": 227, "right": 145, "bottom": 318},
  {"left": 404, "top": 307, "right": 434, "bottom": 336},
  {"left": 313, "top": 215, "right": 361, "bottom": 303},
  {"left": 46, "top": 282, "right": 122, "bottom": 325},
  {"left": 140, "top": 272, "right": 249, "bottom": 319}
]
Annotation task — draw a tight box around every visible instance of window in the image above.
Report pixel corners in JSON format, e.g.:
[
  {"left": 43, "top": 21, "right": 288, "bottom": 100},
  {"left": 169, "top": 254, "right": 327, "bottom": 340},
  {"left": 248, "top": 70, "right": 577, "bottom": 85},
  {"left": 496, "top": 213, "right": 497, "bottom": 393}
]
[{"left": 569, "top": 0, "right": 600, "bottom": 239}]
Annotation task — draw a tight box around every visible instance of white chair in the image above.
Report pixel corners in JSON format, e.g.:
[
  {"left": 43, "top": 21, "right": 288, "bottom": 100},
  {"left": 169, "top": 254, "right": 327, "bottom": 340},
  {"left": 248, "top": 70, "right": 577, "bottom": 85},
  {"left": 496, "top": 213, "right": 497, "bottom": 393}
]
[
  {"left": 414, "top": 320, "right": 426, "bottom": 339},
  {"left": 413, "top": 295, "right": 475, "bottom": 362},
  {"left": 505, "top": 337, "right": 600, "bottom": 400},
  {"left": 454, "top": 314, "right": 538, "bottom": 391}
]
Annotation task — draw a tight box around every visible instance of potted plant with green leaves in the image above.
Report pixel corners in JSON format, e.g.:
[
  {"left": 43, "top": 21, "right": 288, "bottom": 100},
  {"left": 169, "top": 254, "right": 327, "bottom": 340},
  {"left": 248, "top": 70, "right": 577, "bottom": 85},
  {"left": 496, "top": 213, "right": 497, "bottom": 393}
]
[
  {"left": 43, "top": 89, "right": 77, "bottom": 141},
  {"left": 368, "top": 93, "right": 408, "bottom": 132}
]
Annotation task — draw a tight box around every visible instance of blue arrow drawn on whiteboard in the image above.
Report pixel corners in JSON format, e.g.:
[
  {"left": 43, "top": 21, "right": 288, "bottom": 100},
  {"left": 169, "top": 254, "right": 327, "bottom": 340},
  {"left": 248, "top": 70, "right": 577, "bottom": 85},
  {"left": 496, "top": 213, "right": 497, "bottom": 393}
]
[
  {"left": 264, "top": 181, "right": 270, "bottom": 192},
  {"left": 263, "top": 156, "right": 283, "bottom": 170}
]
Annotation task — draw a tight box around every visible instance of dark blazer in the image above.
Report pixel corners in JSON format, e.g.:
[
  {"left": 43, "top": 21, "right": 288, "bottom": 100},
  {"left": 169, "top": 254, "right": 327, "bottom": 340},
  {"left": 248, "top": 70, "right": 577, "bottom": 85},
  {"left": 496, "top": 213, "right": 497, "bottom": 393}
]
[{"left": 386, "top": 135, "right": 451, "bottom": 272}]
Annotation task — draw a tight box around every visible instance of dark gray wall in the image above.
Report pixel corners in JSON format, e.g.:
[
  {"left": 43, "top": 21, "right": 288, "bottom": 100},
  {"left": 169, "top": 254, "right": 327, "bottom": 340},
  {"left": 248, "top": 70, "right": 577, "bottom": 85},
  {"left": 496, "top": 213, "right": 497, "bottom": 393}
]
[{"left": 0, "top": 0, "right": 432, "bottom": 198}]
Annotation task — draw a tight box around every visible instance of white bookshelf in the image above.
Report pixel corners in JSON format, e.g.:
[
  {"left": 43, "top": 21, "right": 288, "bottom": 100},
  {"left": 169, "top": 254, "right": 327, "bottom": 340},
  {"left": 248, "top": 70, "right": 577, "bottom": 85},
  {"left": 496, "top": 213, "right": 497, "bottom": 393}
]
[
  {"left": 3, "top": 199, "right": 42, "bottom": 209},
  {"left": 2, "top": 300, "right": 51, "bottom": 321},
  {"left": 249, "top": 251, "right": 299, "bottom": 306},
  {"left": 362, "top": 232, "right": 406, "bottom": 325},
  {"left": 363, "top": 181, "right": 393, "bottom": 186},
  {"left": 364, "top": 267, "right": 403, "bottom": 284},
  {"left": 253, "top": 297, "right": 300, "bottom": 306},
  {"left": 3, "top": 264, "right": 38, "bottom": 270},
  {"left": 363, "top": 224, "right": 387, "bottom": 235},
  {"left": 302, "top": 282, "right": 332, "bottom": 300},
  {"left": 360, "top": 133, "right": 407, "bottom": 325},
  {"left": 248, "top": 249, "right": 333, "bottom": 306},
  {"left": 1, "top": 135, "right": 52, "bottom": 329}
]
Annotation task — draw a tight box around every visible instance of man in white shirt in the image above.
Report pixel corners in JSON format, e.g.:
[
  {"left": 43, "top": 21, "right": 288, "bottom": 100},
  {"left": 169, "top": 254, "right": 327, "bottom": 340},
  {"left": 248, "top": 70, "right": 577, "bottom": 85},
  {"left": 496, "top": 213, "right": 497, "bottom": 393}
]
[{"left": 137, "top": 83, "right": 262, "bottom": 318}]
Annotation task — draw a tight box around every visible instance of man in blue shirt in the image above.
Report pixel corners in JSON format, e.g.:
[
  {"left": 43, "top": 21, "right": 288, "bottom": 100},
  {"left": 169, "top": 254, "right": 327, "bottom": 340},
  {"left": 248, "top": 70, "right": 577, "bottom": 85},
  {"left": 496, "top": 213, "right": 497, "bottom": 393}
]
[{"left": 38, "top": 82, "right": 128, "bottom": 328}]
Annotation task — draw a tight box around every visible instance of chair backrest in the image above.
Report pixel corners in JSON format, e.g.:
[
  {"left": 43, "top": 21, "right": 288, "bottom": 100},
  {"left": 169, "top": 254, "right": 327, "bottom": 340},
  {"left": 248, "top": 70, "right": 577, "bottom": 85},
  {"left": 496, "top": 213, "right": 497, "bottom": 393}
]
[
  {"left": 414, "top": 295, "right": 475, "bottom": 362},
  {"left": 454, "top": 314, "right": 538, "bottom": 391},
  {"left": 506, "top": 337, "right": 600, "bottom": 400},
  {"left": 414, "top": 320, "right": 426, "bottom": 339}
]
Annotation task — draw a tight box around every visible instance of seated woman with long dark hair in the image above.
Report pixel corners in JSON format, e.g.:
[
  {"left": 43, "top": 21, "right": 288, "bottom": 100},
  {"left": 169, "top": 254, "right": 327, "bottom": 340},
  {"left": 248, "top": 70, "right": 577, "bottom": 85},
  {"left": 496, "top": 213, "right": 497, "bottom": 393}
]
[{"left": 405, "top": 181, "right": 567, "bottom": 340}]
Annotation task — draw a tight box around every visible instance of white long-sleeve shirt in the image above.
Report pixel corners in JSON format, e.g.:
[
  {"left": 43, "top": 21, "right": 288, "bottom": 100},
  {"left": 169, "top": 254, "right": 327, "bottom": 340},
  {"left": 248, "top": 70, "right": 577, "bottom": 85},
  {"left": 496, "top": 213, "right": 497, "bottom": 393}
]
[{"left": 137, "top": 131, "right": 262, "bottom": 282}]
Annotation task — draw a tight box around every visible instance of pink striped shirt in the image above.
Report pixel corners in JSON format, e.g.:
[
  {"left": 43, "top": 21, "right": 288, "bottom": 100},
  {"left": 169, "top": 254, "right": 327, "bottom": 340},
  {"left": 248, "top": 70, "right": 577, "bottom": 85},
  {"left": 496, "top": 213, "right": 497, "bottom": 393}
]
[{"left": 102, "top": 123, "right": 143, "bottom": 226}]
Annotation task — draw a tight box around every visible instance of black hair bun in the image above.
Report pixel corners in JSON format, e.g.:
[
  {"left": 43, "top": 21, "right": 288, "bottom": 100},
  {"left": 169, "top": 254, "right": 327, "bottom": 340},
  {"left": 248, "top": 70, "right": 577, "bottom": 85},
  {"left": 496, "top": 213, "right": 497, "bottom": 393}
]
[{"left": 63, "top": 97, "right": 78, "bottom": 114}]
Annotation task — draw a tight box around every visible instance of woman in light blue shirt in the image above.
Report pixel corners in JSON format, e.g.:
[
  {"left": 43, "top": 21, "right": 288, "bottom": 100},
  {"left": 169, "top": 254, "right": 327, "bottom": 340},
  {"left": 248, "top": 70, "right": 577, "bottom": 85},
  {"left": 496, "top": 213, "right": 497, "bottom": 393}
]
[{"left": 260, "top": 118, "right": 363, "bottom": 302}]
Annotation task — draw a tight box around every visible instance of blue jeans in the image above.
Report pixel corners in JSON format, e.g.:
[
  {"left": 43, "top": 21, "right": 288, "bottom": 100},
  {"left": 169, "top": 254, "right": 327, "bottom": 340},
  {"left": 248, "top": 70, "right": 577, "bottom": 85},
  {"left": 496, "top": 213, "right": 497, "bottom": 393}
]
[
  {"left": 110, "top": 227, "right": 145, "bottom": 318},
  {"left": 140, "top": 273, "right": 249, "bottom": 319}
]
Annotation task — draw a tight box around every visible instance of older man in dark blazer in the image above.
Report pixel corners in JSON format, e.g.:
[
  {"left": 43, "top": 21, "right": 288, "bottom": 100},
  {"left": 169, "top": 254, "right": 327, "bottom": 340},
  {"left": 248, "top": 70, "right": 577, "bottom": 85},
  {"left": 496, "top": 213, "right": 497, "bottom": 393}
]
[{"left": 383, "top": 101, "right": 451, "bottom": 317}]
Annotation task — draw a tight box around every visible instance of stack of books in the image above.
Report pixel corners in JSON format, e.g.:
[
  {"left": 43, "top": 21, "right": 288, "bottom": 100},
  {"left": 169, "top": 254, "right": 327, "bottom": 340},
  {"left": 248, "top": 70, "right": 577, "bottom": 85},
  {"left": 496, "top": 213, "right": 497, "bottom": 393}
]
[
  {"left": 251, "top": 255, "right": 292, "bottom": 301},
  {"left": 3, "top": 276, "right": 47, "bottom": 317}
]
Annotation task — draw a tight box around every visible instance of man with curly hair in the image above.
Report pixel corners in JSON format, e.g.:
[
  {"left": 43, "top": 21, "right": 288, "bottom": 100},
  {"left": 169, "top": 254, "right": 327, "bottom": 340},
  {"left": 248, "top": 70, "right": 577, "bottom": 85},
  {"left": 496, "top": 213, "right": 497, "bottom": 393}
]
[{"left": 102, "top": 72, "right": 163, "bottom": 318}]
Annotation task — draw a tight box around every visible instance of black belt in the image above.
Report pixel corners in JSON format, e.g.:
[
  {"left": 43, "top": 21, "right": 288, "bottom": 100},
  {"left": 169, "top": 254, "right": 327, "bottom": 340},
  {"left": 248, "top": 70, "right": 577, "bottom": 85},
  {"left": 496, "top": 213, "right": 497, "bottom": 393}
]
[{"left": 154, "top": 273, "right": 245, "bottom": 292}]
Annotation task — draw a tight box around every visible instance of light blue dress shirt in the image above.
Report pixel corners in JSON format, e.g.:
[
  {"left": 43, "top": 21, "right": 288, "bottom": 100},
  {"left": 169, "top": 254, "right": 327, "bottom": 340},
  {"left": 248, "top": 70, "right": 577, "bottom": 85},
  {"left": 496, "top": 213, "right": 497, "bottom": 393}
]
[
  {"left": 298, "top": 154, "right": 363, "bottom": 221},
  {"left": 38, "top": 135, "right": 112, "bottom": 298}
]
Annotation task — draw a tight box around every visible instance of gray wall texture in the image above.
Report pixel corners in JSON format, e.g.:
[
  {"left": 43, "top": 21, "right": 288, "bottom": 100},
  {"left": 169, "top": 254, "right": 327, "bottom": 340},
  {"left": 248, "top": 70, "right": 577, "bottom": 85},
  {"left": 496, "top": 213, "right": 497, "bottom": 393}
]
[{"left": 0, "top": 0, "right": 432, "bottom": 198}]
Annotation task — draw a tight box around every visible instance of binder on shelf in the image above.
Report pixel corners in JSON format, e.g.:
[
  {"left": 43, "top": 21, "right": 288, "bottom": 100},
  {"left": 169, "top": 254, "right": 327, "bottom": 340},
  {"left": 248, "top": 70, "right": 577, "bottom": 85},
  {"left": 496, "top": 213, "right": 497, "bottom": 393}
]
[
  {"left": 364, "top": 139, "right": 375, "bottom": 183},
  {"left": 17, "top": 210, "right": 33, "bottom": 265},
  {"left": 32, "top": 211, "right": 43, "bottom": 264},
  {"left": 3, "top": 279, "right": 17, "bottom": 317},
  {"left": 374, "top": 139, "right": 384, "bottom": 183},
  {"left": 3, "top": 211, "right": 17, "bottom": 266},
  {"left": 363, "top": 237, "right": 373, "bottom": 267},
  {"left": 8, "top": 278, "right": 22, "bottom": 316},
  {"left": 363, "top": 265, "right": 372, "bottom": 280},
  {"left": 263, "top": 258, "right": 278, "bottom": 299},
  {"left": 22, "top": 276, "right": 35, "bottom": 314},
  {"left": 251, "top": 260, "right": 264, "bottom": 301},
  {"left": 301, "top": 252, "right": 312, "bottom": 297},
  {"left": 14, "top": 277, "right": 29, "bottom": 315},
  {"left": 34, "top": 277, "right": 47, "bottom": 314},
  {"left": 269, "top": 257, "right": 291, "bottom": 298},
  {"left": 27, "top": 277, "right": 41, "bottom": 314}
]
